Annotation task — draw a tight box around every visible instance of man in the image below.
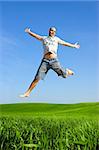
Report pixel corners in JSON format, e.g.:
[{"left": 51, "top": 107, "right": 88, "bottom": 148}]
[{"left": 20, "top": 27, "right": 80, "bottom": 97}]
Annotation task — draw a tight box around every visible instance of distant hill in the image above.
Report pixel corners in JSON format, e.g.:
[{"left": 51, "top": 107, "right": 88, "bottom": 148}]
[{"left": 0, "top": 102, "right": 99, "bottom": 118}]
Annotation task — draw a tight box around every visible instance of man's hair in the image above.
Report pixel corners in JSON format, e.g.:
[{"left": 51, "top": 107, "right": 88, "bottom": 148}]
[{"left": 49, "top": 27, "right": 57, "bottom": 32}]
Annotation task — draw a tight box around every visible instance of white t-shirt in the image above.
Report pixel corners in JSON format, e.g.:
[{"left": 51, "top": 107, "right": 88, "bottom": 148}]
[{"left": 42, "top": 36, "right": 66, "bottom": 56}]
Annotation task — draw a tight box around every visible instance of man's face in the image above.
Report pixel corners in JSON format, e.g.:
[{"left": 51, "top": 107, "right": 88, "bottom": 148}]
[{"left": 49, "top": 29, "right": 56, "bottom": 37}]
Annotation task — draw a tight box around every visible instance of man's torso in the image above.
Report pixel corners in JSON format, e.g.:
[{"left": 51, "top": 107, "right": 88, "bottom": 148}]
[
  {"left": 44, "top": 52, "right": 56, "bottom": 59},
  {"left": 42, "top": 36, "right": 59, "bottom": 58},
  {"left": 42, "top": 35, "right": 66, "bottom": 59}
]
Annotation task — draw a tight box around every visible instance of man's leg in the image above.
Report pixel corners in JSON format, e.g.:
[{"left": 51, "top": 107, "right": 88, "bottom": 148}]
[
  {"left": 20, "top": 59, "right": 49, "bottom": 98},
  {"left": 51, "top": 60, "right": 74, "bottom": 78},
  {"left": 20, "top": 78, "right": 40, "bottom": 97},
  {"left": 20, "top": 79, "right": 39, "bottom": 98}
]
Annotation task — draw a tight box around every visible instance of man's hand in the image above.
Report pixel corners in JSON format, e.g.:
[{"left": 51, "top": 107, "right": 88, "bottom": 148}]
[
  {"left": 74, "top": 42, "right": 80, "bottom": 49},
  {"left": 25, "top": 28, "right": 30, "bottom": 33},
  {"left": 24, "top": 28, "right": 43, "bottom": 41}
]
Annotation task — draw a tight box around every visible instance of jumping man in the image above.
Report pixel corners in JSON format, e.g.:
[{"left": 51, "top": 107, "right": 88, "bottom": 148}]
[{"left": 20, "top": 27, "right": 80, "bottom": 97}]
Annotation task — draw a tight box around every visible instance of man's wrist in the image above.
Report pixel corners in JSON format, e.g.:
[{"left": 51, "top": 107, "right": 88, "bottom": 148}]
[
  {"left": 72, "top": 44, "right": 76, "bottom": 48},
  {"left": 27, "top": 28, "right": 31, "bottom": 33}
]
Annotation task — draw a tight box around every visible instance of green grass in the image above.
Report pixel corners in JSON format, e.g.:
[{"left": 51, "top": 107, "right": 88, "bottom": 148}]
[
  {"left": 0, "top": 102, "right": 99, "bottom": 118},
  {"left": 0, "top": 102, "right": 99, "bottom": 150}
]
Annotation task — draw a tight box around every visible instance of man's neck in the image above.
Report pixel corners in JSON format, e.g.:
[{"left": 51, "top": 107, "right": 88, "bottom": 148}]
[{"left": 48, "top": 35, "right": 55, "bottom": 38}]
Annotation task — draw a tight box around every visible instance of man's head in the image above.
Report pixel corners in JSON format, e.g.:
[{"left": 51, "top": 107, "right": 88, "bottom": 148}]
[{"left": 49, "top": 27, "right": 57, "bottom": 37}]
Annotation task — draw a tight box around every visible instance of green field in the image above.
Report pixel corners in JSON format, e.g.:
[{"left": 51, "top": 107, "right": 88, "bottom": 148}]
[{"left": 0, "top": 102, "right": 99, "bottom": 150}]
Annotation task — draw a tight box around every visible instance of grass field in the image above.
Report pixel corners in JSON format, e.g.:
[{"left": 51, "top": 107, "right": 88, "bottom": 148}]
[{"left": 0, "top": 102, "right": 99, "bottom": 150}]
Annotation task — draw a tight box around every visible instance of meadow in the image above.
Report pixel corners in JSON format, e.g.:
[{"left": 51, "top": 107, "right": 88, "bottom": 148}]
[{"left": 0, "top": 102, "right": 99, "bottom": 150}]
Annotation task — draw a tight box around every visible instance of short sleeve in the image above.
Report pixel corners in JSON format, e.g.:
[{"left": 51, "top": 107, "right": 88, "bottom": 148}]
[
  {"left": 41, "top": 36, "right": 46, "bottom": 41},
  {"left": 57, "top": 37, "right": 66, "bottom": 45}
]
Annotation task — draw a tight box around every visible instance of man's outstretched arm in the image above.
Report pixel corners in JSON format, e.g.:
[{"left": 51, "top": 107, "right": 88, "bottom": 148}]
[
  {"left": 25, "top": 28, "right": 43, "bottom": 41},
  {"left": 62, "top": 41, "right": 80, "bottom": 49},
  {"left": 58, "top": 38, "right": 80, "bottom": 49}
]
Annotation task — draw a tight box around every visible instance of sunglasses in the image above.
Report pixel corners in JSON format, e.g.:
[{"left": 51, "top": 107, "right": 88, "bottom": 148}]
[{"left": 49, "top": 29, "right": 56, "bottom": 32}]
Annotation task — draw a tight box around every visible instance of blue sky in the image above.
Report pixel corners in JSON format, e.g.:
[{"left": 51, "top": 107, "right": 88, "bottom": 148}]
[{"left": 0, "top": 1, "right": 99, "bottom": 104}]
